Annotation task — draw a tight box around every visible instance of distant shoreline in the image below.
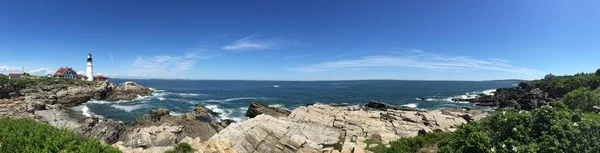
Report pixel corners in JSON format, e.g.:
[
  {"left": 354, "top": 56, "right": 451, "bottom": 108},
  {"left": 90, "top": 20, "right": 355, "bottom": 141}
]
[{"left": 110, "top": 78, "right": 529, "bottom": 82}]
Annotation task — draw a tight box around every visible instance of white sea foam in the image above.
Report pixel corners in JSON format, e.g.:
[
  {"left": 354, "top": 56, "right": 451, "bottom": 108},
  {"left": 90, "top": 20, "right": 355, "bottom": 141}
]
[
  {"left": 402, "top": 103, "right": 418, "bottom": 108},
  {"left": 72, "top": 105, "right": 104, "bottom": 119},
  {"left": 205, "top": 104, "right": 245, "bottom": 122},
  {"left": 111, "top": 104, "right": 145, "bottom": 112},
  {"left": 171, "top": 112, "right": 184, "bottom": 116},
  {"left": 86, "top": 99, "right": 111, "bottom": 104},
  {"left": 268, "top": 104, "right": 286, "bottom": 109},
  {"left": 202, "top": 97, "right": 270, "bottom": 103},
  {"left": 420, "top": 89, "right": 497, "bottom": 103},
  {"left": 175, "top": 93, "right": 204, "bottom": 97},
  {"left": 273, "top": 85, "right": 281, "bottom": 88}
]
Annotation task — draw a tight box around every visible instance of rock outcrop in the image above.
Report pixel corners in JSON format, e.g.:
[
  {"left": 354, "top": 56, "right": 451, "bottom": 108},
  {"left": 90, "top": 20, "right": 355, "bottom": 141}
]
[
  {"left": 23, "top": 81, "right": 115, "bottom": 106},
  {"left": 183, "top": 104, "right": 220, "bottom": 121},
  {"left": 80, "top": 118, "right": 123, "bottom": 144},
  {"left": 287, "top": 104, "right": 485, "bottom": 144},
  {"left": 106, "top": 81, "right": 152, "bottom": 101},
  {"left": 0, "top": 98, "right": 36, "bottom": 119},
  {"left": 365, "top": 101, "right": 419, "bottom": 111},
  {"left": 206, "top": 103, "right": 489, "bottom": 153},
  {"left": 118, "top": 108, "right": 230, "bottom": 148},
  {"left": 246, "top": 102, "right": 290, "bottom": 118},
  {"left": 210, "top": 114, "right": 343, "bottom": 153},
  {"left": 21, "top": 80, "right": 152, "bottom": 106},
  {"left": 452, "top": 82, "right": 555, "bottom": 110},
  {"left": 0, "top": 83, "right": 21, "bottom": 99}
]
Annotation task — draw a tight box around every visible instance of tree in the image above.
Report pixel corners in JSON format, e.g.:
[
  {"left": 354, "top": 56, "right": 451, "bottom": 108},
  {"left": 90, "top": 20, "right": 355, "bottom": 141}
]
[
  {"left": 544, "top": 73, "right": 556, "bottom": 80},
  {"left": 596, "top": 68, "right": 600, "bottom": 76}
]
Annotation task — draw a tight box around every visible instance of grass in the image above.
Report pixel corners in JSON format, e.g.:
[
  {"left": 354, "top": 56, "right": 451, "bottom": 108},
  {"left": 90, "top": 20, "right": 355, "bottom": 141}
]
[
  {"left": 0, "top": 119, "right": 120, "bottom": 153},
  {"left": 164, "top": 143, "right": 195, "bottom": 153},
  {"left": 0, "top": 76, "right": 93, "bottom": 89}
]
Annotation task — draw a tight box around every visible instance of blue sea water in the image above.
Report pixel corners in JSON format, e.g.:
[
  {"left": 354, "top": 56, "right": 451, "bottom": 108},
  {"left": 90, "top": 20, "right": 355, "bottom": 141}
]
[{"left": 78, "top": 79, "right": 520, "bottom": 122}]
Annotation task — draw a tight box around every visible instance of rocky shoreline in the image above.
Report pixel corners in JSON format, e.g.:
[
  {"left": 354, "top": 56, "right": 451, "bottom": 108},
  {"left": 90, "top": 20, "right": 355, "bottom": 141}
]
[
  {"left": 1, "top": 79, "right": 493, "bottom": 153},
  {"left": 451, "top": 82, "right": 557, "bottom": 110}
]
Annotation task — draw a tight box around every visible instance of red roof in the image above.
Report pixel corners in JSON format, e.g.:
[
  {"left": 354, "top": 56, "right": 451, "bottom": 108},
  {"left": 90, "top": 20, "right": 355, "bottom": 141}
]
[
  {"left": 54, "top": 67, "right": 77, "bottom": 77},
  {"left": 76, "top": 74, "right": 88, "bottom": 79},
  {"left": 8, "top": 73, "right": 21, "bottom": 78},
  {"left": 95, "top": 75, "right": 108, "bottom": 79}
]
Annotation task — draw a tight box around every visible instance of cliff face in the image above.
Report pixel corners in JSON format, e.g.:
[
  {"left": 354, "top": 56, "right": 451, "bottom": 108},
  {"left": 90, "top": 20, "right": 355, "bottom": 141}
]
[
  {"left": 21, "top": 80, "right": 152, "bottom": 106},
  {"left": 201, "top": 103, "right": 489, "bottom": 153}
]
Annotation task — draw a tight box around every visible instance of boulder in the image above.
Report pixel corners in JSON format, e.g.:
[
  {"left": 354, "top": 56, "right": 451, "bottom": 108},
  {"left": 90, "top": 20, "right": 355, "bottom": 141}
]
[
  {"left": 245, "top": 102, "right": 290, "bottom": 118},
  {"left": 0, "top": 83, "right": 20, "bottom": 99},
  {"left": 79, "top": 118, "right": 122, "bottom": 144},
  {"left": 106, "top": 81, "right": 152, "bottom": 101},
  {"left": 183, "top": 104, "right": 220, "bottom": 121},
  {"left": 120, "top": 123, "right": 183, "bottom": 147},
  {"left": 365, "top": 101, "right": 419, "bottom": 111}
]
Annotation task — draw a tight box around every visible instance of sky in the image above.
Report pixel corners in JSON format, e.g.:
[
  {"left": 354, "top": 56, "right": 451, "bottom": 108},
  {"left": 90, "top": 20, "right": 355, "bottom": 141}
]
[{"left": 1, "top": 0, "right": 599, "bottom": 80}]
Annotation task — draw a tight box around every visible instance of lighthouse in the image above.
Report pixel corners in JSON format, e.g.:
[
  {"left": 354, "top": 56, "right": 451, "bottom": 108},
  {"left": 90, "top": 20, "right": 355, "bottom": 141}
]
[{"left": 86, "top": 53, "right": 94, "bottom": 81}]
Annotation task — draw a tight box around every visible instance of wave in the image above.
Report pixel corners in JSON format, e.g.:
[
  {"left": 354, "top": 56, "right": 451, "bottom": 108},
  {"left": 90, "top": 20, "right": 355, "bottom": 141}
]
[
  {"left": 402, "top": 103, "right": 418, "bottom": 108},
  {"left": 202, "top": 97, "right": 270, "bottom": 103},
  {"left": 268, "top": 104, "right": 287, "bottom": 109},
  {"left": 174, "top": 93, "right": 205, "bottom": 97},
  {"left": 420, "top": 89, "right": 497, "bottom": 103},
  {"left": 111, "top": 104, "right": 145, "bottom": 112},
  {"left": 72, "top": 105, "right": 104, "bottom": 119},
  {"left": 86, "top": 99, "right": 111, "bottom": 104},
  {"left": 205, "top": 104, "right": 245, "bottom": 122}
]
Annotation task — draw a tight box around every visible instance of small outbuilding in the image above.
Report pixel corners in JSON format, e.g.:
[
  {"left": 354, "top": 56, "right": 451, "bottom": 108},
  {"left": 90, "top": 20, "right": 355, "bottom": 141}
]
[{"left": 8, "top": 73, "right": 21, "bottom": 80}]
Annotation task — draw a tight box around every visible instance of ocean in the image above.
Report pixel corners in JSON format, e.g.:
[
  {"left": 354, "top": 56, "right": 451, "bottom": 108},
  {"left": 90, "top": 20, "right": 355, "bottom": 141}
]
[{"left": 76, "top": 79, "right": 520, "bottom": 122}]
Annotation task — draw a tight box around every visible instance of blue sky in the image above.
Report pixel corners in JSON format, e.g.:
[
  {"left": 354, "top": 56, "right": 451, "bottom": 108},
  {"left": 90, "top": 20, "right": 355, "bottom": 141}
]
[{"left": 1, "top": 0, "right": 599, "bottom": 80}]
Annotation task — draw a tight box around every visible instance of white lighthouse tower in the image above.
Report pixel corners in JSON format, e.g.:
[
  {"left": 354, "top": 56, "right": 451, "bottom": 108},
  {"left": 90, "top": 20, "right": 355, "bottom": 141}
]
[{"left": 86, "top": 53, "right": 94, "bottom": 81}]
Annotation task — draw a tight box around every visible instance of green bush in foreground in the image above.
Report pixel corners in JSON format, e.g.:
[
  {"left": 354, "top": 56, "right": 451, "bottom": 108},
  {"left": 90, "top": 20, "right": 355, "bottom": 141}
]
[
  {"left": 560, "top": 87, "right": 600, "bottom": 112},
  {"left": 0, "top": 119, "right": 120, "bottom": 153},
  {"left": 438, "top": 106, "right": 600, "bottom": 153},
  {"left": 380, "top": 105, "right": 600, "bottom": 153},
  {"left": 164, "top": 143, "right": 194, "bottom": 153}
]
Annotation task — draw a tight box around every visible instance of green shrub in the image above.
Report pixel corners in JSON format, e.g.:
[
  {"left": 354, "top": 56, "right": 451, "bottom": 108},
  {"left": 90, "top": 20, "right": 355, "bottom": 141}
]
[
  {"left": 0, "top": 119, "right": 120, "bottom": 153},
  {"left": 164, "top": 143, "right": 194, "bottom": 153},
  {"left": 560, "top": 87, "right": 600, "bottom": 112},
  {"left": 436, "top": 106, "right": 600, "bottom": 152}
]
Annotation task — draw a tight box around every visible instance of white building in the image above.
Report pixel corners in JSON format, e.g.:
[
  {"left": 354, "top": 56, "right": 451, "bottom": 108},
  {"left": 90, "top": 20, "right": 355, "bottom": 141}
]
[{"left": 86, "top": 53, "right": 94, "bottom": 81}]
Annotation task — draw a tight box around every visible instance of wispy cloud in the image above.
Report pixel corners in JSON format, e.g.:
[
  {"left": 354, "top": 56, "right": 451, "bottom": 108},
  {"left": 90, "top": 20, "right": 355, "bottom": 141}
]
[
  {"left": 222, "top": 35, "right": 294, "bottom": 51},
  {"left": 283, "top": 50, "right": 543, "bottom": 76},
  {"left": 110, "top": 53, "right": 115, "bottom": 64},
  {"left": 0, "top": 66, "right": 54, "bottom": 75},
  {"left": 129, "top": 51, "right": 218, "bottom": 78},
  {"left": 282, "top": 54, "right": 313, "bottom": 59},
  {"left": 96, "top": 72, "right": 118, "bottom": 77}
]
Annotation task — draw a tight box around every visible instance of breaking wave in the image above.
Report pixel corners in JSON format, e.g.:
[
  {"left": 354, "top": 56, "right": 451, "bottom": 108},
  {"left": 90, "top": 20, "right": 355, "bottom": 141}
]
[
  {"left": 202, "top": 97, "right": 270, "bottom": 103},
  {"left": 402, "top": 103, "right": 418, "bottom": 108},
  {"left": 205, "top": 104, "right": 246, "bottom": 122},
  {"left": 420, "top": 89, "right": 497, "bottom": 103},
  {"left": 111, "top": 104, "right": 145, "bottom": 112}
]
